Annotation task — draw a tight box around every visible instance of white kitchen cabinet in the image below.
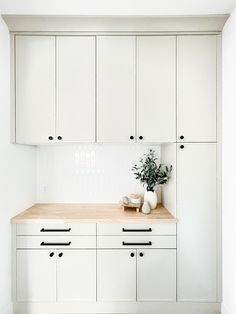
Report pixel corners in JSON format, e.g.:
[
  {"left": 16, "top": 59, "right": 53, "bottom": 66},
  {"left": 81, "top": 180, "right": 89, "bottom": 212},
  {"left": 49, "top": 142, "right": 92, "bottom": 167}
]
[
  {"left": 97, "top": 36, "right": 136, "bottom": 142},
  {"left": 177, "top": 143, "right": 217, "bottom": 301},
  {"left": 137, "top": 36, "right": 176, "bottom": 143},
  {"left": 15, "top": 35, "right": 55, "bottom": 144},
  {"left": 56, "top": 36, "right": 95, "bottom": 142},
  {"left": 137, "top": 249, "right": 176, "bottom": 301},
  {"left": 57, "top": 250, "right": 96, "bottom": 301},
  {"left": 16, "top": 249, "right": 56, "bottom": 302},
  {"left": 177, "top": 36, "right": 217, "bottom": 142},
  {"left": 97, "top": 249, "right": 136, "bottom": 301},
  {"left": 17, "top": 248, "right": 96, "bottom": 303}
]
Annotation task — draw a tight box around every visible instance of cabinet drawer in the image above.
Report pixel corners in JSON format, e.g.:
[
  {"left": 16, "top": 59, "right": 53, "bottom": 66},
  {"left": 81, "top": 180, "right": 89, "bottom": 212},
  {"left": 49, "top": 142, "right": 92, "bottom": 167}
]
[
  {"left": 97, "top": 223, "right": 176, "bottom": 236},
  {"left": 16, "top": 223, "right": 96, "bottom": 236},
  {"left": 16, "top": 236, "right": 96, "bottom": 249},
  {"left": 97, "top": 236, "right": 176, "bottom": 249}
]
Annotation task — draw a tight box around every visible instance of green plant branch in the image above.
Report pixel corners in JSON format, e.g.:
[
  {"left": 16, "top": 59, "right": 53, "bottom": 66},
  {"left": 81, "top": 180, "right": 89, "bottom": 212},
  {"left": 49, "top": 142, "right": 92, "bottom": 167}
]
[{"left": 132, "top": 149, "right": 172, "bottom": 192}]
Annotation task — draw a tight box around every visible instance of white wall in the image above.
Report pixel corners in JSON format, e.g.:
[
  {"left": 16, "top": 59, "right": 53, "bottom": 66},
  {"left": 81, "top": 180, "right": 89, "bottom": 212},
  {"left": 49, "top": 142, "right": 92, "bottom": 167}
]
[
  {"left": 36, "top": 144, "right": 161, "bottom": 203},
  {"left": 0, "top": 16, "right": 36, "bottom": 314},
  {"left": 222, "top": 8, "right": 236, "bottom": 314}
]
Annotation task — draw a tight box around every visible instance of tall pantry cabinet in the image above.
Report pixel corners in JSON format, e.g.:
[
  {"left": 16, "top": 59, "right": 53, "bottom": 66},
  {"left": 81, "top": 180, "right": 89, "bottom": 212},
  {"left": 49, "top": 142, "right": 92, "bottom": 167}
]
[{"left": 177, "top": 35, "right": 218, "bottom": 302}]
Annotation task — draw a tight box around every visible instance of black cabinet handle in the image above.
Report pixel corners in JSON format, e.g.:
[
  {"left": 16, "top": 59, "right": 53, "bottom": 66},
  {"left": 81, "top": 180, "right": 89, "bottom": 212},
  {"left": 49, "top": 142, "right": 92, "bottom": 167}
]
[
  {"left": 122, "top": 228, "right": 152, "bottom": 232},
  {"left": 179, "top": 135, "right": 184, "bottom": 140},
  {"left": 180, "top": 145, "right": 184, "bottom": 149},
  {"left": 130, "top": 136, "right": 134, "bottom": 140},
  {"left": 41, "top": 241, "right": 71, "bottom": 246},
  {"left": 49, "top": 252, "right": 54, "bottom": 257},
  {"left": 48, "top": 136, "right": 54, "bottom": 141},
  {"left": 40, "top": 228, "right": 71, "bottom": 232},
  {"left": 139, "top": 252, "right": 144, "bottom": 257},
  {"left": 58, "top": 252, "right": 63, "bottom": 257},
  {"left": 57, "top": 136, "right": 62, "bottom": 140},
  {"left": 139, "top": 136, "right": 143, "bottom": 140},
  {"left": 122, "top": 241, "right": 152, "bottom": 246},
  {"left": 130, "top": 252, "right": 135, "bottom": 257}
]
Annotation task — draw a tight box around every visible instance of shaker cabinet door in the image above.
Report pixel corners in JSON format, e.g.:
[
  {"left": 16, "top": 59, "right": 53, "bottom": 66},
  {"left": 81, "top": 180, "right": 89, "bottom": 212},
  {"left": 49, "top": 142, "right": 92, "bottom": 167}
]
[
  {"left": 177, "top": 143, "right": 217, "bottom": 301},
  {"left": 16, "top": 250, "right": 56, "bottom": 302},
  {"left": 137, "top": 36, "right": 176, "bottom": 143},
  {"left": 15, "top": 35, "right": 55, "bottom": 144},
  {"left": 177, "top": 36, "right": 217, "bottom": 142},
  {"left": 97, "top": 249, "right": 136, "bottom": 301},
  {"left": 97, "top": 36, "right": 136, "bottom": 142},
  {"left": 137, "top": 249, "right": 176, "bottom": 301},
  {"left": 57, "top": 250, "right": 96, "bottom": 301},
  {"left": 56, "top": 36, "right": 96, "bottom": 142}
]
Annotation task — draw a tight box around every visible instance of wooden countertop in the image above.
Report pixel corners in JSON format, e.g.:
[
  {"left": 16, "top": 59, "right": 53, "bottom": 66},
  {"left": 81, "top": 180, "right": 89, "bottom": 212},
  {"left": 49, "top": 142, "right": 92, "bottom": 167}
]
[{"left": 11, "top": 203, "right": 177, "bottom": 224}]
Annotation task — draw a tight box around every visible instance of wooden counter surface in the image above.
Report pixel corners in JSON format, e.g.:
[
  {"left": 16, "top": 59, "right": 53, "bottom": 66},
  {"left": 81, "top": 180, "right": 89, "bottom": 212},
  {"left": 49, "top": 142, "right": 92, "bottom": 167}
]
[{"left": 11, "top": 203, "right": 177, "bottom": 224}]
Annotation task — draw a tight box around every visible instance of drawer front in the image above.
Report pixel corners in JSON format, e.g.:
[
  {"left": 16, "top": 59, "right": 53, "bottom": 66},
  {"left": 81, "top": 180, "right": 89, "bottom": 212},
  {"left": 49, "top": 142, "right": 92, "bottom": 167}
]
[
  {"left": 97, "top": 236, "right": 176, "bottom": 249},
  {"left": 16, "top": 223, "right": 96, "bottom": 236},
  {"left": 16, "top": 236, "right": 96, "bottom": 249},
  {"left": 97, "top": 223, "right": 176, "bottom": 236}
]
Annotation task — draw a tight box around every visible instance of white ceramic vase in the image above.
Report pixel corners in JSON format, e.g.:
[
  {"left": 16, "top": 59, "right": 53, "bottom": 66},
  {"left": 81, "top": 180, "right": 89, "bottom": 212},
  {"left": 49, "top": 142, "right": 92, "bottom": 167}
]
[
  {"left": 144, "top": 190, "right": 158, "bottom": 210},
  {"left": 141, "top": 201, "right": 151, "bottom": 215}
]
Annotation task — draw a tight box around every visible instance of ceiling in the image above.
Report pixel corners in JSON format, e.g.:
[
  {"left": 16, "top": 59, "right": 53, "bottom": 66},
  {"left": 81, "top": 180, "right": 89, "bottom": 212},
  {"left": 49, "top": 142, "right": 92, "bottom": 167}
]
[{"left": 0, "top": 0, "right": 236, "bottom": 15}]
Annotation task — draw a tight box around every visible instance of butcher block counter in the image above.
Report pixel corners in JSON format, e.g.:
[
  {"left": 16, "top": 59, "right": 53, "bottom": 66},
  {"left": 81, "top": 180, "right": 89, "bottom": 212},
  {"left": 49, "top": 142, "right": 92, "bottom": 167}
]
[{"left": 11, "top": 203, "right": 177, "bottom": 224}]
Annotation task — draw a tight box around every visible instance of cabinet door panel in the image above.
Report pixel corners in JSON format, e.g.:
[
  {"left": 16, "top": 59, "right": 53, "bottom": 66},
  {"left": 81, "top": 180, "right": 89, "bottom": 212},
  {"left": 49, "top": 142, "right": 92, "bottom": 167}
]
[
  {"left": 177, "top": 36, "right": 217, "bottom": 142},
  {"left": 57, "top": 36, "right": 95, "bottom": 142},
  {"left": 97, "top": 249, "right": 136, "bottom": 301},
  {"left": 57, "top": 250, "right": 96, "bottom": 301},
  {"left": 137, "top": 36, "right": 176, "bottom": 143},
  {"left": 177, "top": 143, "right": 217, "bottom": 301},
  {"left": 17, "top": 250, "right": 56, "bottom": 302},
  {"left": 15, "top": 36, "right": 55, "bottom": 144},
  {"left": 97, "top": 36, "right": 135, "bottom": 142},
  {"left": 137, "top": 249, "right": 176, "bottom": 301}
]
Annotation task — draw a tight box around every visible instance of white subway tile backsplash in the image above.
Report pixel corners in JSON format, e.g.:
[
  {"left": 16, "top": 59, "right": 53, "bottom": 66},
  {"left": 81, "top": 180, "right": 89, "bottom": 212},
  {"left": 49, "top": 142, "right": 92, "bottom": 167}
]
[{"left": 36, "top": 144, "right": 161, "bottom": 203}]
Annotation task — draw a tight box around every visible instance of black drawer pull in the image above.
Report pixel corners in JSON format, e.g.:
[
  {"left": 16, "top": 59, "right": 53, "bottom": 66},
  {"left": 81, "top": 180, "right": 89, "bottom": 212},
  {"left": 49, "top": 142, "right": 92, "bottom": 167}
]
[
  {"left": 40, "top": 228, "right": 71, "bottom": 232},
  {"left": 122, "top": 228, "right": 152, "bottom": 232},
  {"left": 40, "top": 241, "right": 71, "bottom": 246},
  {"left": 122, "top": 241, "right": 152, "bottom": 246}
]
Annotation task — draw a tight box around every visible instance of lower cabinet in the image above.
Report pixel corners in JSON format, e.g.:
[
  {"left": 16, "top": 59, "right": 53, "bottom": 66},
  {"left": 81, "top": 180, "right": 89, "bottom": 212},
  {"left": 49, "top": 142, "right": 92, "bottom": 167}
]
[
  {"left": 16, "top": 249, "right": 96, "bottom": 302},
  {"left": 97, "top": 249, "right": 176, "bottom": 302},
  {"left": 15, "top": 225, "right": 177, "bottom": 309},
  {"left": 57, "top": 250, "right": 96, "bottom": 301},
  {"left": 137, "top": 249, "right": 176, "bottom": 301},
  {"left": 17, "top": 249, "right": 56, "bottom": 302},
  {"left": 97, "top": 249, "right": 136, "bottom": 301}
]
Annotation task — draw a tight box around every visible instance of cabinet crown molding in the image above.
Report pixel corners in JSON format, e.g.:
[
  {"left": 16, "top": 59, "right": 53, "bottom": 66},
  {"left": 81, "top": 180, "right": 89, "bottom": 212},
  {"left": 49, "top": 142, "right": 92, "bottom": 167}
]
[{"left": 2, "top": 15, "right": 228, "bottom": 33}]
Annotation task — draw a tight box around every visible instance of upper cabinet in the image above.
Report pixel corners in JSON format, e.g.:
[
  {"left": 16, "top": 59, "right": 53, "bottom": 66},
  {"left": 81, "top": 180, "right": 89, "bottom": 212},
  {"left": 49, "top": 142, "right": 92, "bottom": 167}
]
[
  {"left": 177, "top": 35, "right": 217, "bottom": 142},
  {"left": 15, "top": 36, "right": 56, "bottom": 144},
  {"left": 14, "top": 34, "right": 218, "bottom": 145},
  {"left": 137, "top": 36, "right": 176, "bottom": 143},
  {"left": 97, "top": 36, "right": 136, "bottom": 143},
  {"left": 15, "top": 35, "right": 96, "bottom": 144},
  {"left": 56, "top": 36, "right": 95, "bottom": 142}
]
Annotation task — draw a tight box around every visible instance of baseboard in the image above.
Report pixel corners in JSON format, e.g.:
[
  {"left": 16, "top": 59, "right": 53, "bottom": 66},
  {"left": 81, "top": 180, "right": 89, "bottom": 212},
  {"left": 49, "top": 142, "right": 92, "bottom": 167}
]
[{"left": 14, "top": 301, "right": 221, "bottom": 314}]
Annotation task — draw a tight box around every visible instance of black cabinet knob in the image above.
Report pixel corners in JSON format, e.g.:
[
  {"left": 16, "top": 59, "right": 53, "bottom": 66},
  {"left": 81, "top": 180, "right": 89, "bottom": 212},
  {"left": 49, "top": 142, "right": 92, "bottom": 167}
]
[
  {"left": 130, "top": 252, "right": 135, "bottom": 257},
  {"left": 130, "top": 136, "right": 134, "bottom": 140},
  {"left": 179, "top": 135, "right": 184, "bottom": 140},
  {"left": 139, "top": 136, "right": 143, "bottom": 140},
  {"left": 139, "top": 252, "right": 144, "bottom": 257},
  {"left": 49, "top": 252, "right": 54, "bottom": 257},
  {"left": 48, "top": 136, "right": 54, "bottom": 141},
  {"left": 180, "top": 145, "right": 184, "bottom": 149},
  {"left": 57, "top": 136, "right": 62, "bottom": 140},
  {"left": 58, "top": 252, "right": 63, "bottom": 258}
]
